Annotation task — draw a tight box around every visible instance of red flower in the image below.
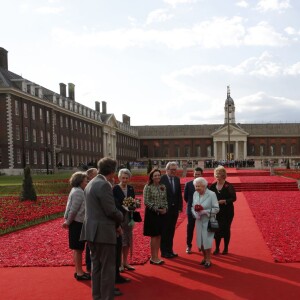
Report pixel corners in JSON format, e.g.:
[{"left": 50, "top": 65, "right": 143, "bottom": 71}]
[{"left": 194, "top": 204, "right": 203, "bottom": 212}]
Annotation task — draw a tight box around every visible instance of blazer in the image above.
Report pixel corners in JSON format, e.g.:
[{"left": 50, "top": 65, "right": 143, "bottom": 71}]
[
  {"left": 160, "top": 174, "right": 183, "bottom": 212},
  {"left": 64, "top": 187, "right": 85, "bottom": 224},
  {"left": 80, "top": 174, "right": 123, "bottom": 245},
  {"left": 113, "top": 184, "right": 136, "bottom": 215},
  {"left": 183, "top": 180, "right": 195, "bottom": 215}
]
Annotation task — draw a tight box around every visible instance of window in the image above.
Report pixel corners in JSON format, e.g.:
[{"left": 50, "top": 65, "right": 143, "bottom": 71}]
[
  {"left": 32, "top": 106, "right": 36, "bottom": 120},
  {"left": 53, "top": 113, "right": 56, "bottom": 126},
  {"left": 16, "top": 149, "right": 21, "bottom": 164},
  {"left": 41, "top": 151, "right": 45, "bottom": 165},
  {"left": 48, "top": 152, "right": 52, "bottom": 166},
  {"left": 32, "top": 129, "right": 36, "bottom": 143},
  {"left": 33, "top": 150, "right": 37, "bottom": 164},
  {"left": 24, "top": 127, "right": 29, "bottom": 141},
  {"left": 61, "top": 135, "right": 64, "bottom": 147},
  {"left": 70, "top": 119, "right": 73, "bottom": 130},
  {"left": 65, "top": 117, "right": 68, "bottom": 128},
  {"left": 260, "top": 145, "right": 265, "bottom": 156},
  {"left": 270, "top": 144, "right": 275, "bottom": 156},
  {"left": 60, "top": 116, "right": 63, "bottom": 128},
  {"left": 40, "top": 130, "right": 44, "bottom": 144},
  {"left": 15, "top": 100, "right": 19, "bottom": 116},
  {"left": 25, "top": 150, "right": 30, "bottom": 164},
  {"left": 54, "top": 133, "right": 57, "bottom": 146},
  {"left": 175, "top": 145, "right": 180, "bottom": 157},
  {"left": 281, "top": 144, "right": 286, "bottom": 156},
  {"left": 16, "top": 125, "right": 20, "bottom": 140},
  {"left": 66, "top": 136, "right": 69, "bottom": 148},
  {"left": 47, "top": 132, "right": 51, "bottom": 145},
  {"left": 46, "top": 111, "right": 50, "bottom": 124},
  {"left": 184, "top": 145, "right": 190, "bottom": 157},
  {"left": 24, "top": 103, "right": 28, "bottom": 118},
  {"left": 39, "top": 108, "right": 43, "bottom": 120},
  {"left": 196, "top": 145, "right": 201, "bottom": 157}
]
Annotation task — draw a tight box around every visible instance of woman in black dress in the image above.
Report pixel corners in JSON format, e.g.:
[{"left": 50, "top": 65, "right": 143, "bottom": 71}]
[{"left": 209, "top": 166, "right": 236, "bottom": 255}]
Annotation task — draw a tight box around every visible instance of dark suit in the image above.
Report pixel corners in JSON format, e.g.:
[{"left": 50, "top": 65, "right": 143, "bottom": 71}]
[
  {"left": 80, "top": 174, "right": 123, "bottom": 300},
  {"left": 160, "top": 174, "right": 183, "bottom": 255},
  {"left": 183, "top": 180, "right": 196, "bottom": 248}
]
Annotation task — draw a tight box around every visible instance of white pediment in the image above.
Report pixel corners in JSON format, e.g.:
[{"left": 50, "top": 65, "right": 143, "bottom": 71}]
[{"left": 212, "top": 124, "right": 249, "bottom": 141}]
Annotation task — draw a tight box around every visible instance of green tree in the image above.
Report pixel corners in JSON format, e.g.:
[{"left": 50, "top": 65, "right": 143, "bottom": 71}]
[
  {"left": 147, "top": 159, "right": 152, "bottom": 174},
  {"left": 286, "top": 159, "right": 290, "bottom": 169},
  {"left": 20, "top": 166, "right": 37, "bottom": 201}
]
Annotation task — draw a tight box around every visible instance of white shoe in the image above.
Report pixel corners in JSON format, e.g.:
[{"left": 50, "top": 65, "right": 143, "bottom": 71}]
[{"left": 186, "top": 247, "right": 192, "bottom": 254}]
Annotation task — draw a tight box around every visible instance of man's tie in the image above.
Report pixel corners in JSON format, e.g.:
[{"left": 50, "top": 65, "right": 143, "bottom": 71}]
[{"left": 170, "top": 177, "right": 175, "bottom": 193}]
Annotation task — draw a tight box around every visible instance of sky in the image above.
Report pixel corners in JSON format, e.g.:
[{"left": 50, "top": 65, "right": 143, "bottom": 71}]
[{"left": 2, "top": 0, "right": 300, "bottom": 126}]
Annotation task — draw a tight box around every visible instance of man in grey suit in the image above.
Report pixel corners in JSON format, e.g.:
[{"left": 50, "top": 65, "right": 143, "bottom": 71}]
[{"left": 81, "top": 157, "right": 123, "bottom": 300}]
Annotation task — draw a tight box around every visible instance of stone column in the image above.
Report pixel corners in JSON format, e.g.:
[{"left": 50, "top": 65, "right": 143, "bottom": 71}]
[
  {"left": 235, "top": 141, "right": 239, "bottom": 160},
  {"left": 244, "top": 141, "right": 247, "bottom": 159},
  {"left": 222, "top": 142, "right": 226, "bottom": 160}
]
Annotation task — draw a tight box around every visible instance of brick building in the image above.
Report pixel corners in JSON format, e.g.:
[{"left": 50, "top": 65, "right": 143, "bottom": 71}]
[{"left": 0, "top": 47, "right": 299, "bottom": 174}]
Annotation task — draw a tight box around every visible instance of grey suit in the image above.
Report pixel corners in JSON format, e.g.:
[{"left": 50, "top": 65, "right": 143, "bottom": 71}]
[{"left": 80, "top": 174, "right": 123, "bottom": 300}]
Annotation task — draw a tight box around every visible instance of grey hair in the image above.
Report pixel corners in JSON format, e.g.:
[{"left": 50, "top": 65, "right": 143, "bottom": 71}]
[
  {"left": 193, "top": 177, "right": 208, "bottom": 187},
  {"left": 118, "top": 168, "right": 132, "bottom": 179},
  {"left": 166, "top": 161, "right": 178, "bottom": 170}
]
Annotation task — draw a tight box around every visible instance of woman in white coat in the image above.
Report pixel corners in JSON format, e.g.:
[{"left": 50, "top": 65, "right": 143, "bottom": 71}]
[{"left": 191, "top": 177, "right": 219, "bottom": 268}]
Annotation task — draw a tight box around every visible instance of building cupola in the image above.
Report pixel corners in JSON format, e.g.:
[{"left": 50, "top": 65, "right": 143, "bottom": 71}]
[{"left": 224, "top": 85, "right": 236, "bottom": 124}]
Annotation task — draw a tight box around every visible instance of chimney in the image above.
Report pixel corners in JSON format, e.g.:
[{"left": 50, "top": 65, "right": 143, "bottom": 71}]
[
  {"left": 59, "top": 83, "right": 66, "bottom": 97},
  {"left": 102, "top": 101, "right": 107, "bottom": 114},
  {"left": 95, "top": 101, "right": 100, "bottom": 112},
  {"left": 0, "top": 47, "right": 8, "bottom": 69},
  {"left": 68, "top": 83, "right": 75, "bottom": 100},
  {"left": 122, "top": 114, "right": 130, "bottom": 125}
]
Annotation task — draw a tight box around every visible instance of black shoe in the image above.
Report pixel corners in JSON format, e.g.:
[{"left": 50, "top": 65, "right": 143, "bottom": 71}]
[
  {"left": 170, "top": 252, "right": 178, "bottom": 257},
  {"left": 114, "top": 290, "right": 123, "bottom": 296},
  {"left": 200, "top": 259, "right": 206, "bottom": 265},
  {"left": 116, "top": 276, "right": 131, "bottom": 284},
  {"left": 161, "top": 253, "right": 174, "bottom": 259},
  {"left": 204, "top": 262, "right": 212, "bottom": 268},
  {"left": 222, "top": 249, "right": 228, "bottom": 255},
  {"left": 213, "top": 249, "right": 220, "bottom": 255},
  {"left": 75, "top": 273, "right": 91, "bottom": 280}
]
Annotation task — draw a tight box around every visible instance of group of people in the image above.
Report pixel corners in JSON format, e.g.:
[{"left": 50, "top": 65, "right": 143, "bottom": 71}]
[
  {"left": 63, "top": 158, "right": 236, "bottom": 300},
  {"left": 63, "top": 158, "right": 137, "bottom": 299}
]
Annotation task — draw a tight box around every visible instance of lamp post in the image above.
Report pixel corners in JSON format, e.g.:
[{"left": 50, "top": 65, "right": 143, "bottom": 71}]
[{"left": 227, "top": 87, "right": 231, "bottom": 162}]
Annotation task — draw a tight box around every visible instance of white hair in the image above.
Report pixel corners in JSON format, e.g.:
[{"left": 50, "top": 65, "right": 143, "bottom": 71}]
[
  {"left": 118, "top": 168, "right": 132, "bottom": 179},
  {"left": 193, "top": 177, "right": 208, "bottom": 187}
]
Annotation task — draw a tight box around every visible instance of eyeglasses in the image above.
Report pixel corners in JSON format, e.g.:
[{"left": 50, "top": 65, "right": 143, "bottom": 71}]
[{"left": 169, "top": 168, "right": 177, "bottom": 171}]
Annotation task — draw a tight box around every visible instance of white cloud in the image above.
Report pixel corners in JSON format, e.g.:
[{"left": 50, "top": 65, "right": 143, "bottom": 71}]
[
  {"left": 284, "top": 26, "right": 296, "bottom": 35},
  {"left": 163, "top": 0, "right": 198, "bottom": 7},
  {"left": 283, "top": 62, "right": 300, "bottom": 75},
  {"left": 256, "top": 0, "right": 290, "bottom": 12},
  {"left": 146, "top": 9, "right": 174, "bottom": 25},
  {"left": 244, "top": 22, "right": 288, "bottom": 46},
  {"left": 236, "top": 1, "right": 249, "bottom": 8},
  {"left": 35, "top": 6, "right": 64, "bottom": 14}
]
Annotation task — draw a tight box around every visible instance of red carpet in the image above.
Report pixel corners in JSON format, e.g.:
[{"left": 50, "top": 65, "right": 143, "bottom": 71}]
[{"left": 1, "top": 192, "right": 299, "bottom": 300}]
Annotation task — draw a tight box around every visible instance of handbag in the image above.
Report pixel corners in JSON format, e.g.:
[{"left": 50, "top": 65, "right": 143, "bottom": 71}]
[
  {"left": 132, "top": 211, "right": 142, "bottom": 222},
  {"left": 207, "top": 209, "right": 219, "bottom": 232}
]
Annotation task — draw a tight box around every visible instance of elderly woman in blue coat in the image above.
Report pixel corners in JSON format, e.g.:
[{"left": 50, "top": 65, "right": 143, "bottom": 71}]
[{"left": 191, "top": 177, "right": 219, "bottom": 268}]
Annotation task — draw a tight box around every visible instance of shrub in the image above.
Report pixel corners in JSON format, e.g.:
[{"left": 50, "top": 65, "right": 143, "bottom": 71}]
[{"left": 20, "top": 166, "right": 37, "bottom": 201}]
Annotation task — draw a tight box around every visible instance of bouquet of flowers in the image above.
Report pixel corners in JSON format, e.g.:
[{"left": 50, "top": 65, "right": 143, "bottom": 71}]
[
  {"left": 123, "top": 197, "right": 141, "bottom": 211},
  {"left": 194, "top": 204, "right": 203, "bottom": 212}
]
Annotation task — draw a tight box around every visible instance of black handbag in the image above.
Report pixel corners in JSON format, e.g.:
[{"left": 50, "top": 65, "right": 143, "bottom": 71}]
[
  {"left": 132, "top": 211, "right": 142, "bottom": 222},
  {"left": 207, "top": 209, "right": 219, "bottom": 232}
]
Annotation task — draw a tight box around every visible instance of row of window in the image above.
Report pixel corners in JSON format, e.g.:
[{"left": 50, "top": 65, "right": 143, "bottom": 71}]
[
  {"left": 15, "top": 149, "right": 52, "bottom": 165},
  {"left": 249, "top": 144, "right": 297, "bottom": 156},
  {"left": 14, "top": 100, "right": 104, "bottom": 138}
]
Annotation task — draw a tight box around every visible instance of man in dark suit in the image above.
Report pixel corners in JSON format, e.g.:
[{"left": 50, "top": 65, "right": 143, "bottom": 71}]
[
  {"left": 183, "top": 167, "right": 203, "bottom": 254},
  {"left": 80, "top": 157, "right": 123, "bottom": 300},
  {"left": 160, "top": 161, "right": 183, "bottom": 258}
]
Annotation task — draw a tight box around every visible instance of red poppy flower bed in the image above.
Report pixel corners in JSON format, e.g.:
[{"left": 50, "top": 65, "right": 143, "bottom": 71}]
[
  {"left": 0, "top": 199, "right": 187, "bottom": 267},
  {"left": 0, "top": 196, "right": 67, "bottom": 235},
  {"left": 243, "top": 191, "right": 300, "bottom": 263}
]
